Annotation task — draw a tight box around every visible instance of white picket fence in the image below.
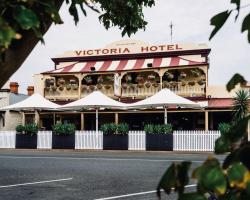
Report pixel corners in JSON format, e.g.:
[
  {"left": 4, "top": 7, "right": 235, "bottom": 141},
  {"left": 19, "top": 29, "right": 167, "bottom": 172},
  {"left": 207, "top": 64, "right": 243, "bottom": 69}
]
[
  {"left": 0, "top": 130, "right": 221, "bottom": 151},
  {"left": 75, "top": 131, "right": 103, "bottom": 150},
  {"left": 128, "top": 131, "right": 146, "bottom": 150},
  {"left": 0, "top": 131, "right": 16, "bottom": 148},
  {"left": 37, "top": 131, "right": 52, "bottom": 149},
  {"left": 173, "top": 130, "right": 220, "bottom": 151}
]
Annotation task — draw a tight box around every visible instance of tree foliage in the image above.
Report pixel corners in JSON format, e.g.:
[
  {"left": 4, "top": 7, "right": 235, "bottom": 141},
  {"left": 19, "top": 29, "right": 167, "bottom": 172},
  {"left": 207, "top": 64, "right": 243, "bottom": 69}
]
[
  {"left": 0, "top": 0, "right": 155, "bottom": 88},
  {"left": 209, "top": 0, "right": 250, "bottom": 42}
]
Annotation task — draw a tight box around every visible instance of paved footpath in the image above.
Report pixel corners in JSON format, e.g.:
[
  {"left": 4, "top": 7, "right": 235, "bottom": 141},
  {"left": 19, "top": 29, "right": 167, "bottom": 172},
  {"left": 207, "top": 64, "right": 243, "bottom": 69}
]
[{"left": 0, "top": 150, "right": 225, "bottom": 200}]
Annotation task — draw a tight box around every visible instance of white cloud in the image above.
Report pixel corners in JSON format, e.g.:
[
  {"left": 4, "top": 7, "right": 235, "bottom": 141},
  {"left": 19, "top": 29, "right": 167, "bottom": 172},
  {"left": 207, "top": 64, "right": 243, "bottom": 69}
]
[{"left": 10, "top": 0, "right": 250, "bottom": 93}]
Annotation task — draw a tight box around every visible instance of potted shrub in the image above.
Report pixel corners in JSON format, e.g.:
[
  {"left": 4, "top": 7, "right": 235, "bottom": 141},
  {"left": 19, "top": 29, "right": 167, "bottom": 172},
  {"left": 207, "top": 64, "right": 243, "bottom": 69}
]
[
  {"left": 144, "top": 124, "right": 173, "bottom": 151},
  {"left": 69, "top": 79, "right": 77, "bottom": 84},
  {"left": 52, "top": 123, "right": 76, "bottom": 149},
  {"left": 15, "top": 123, "right": 38, "bottom": 149},
  {"left": 162, "top": 81, "right": 169, "bottom": 88},
  {"left": 101, "top": 123, "right": 129, "bottom": 150},
  {"left": 198, "top": 80, "right": 206, "bottom": 86},
  {"left": 153, "top": 82, "right": 159, "bottom": 88},
  {"left": 181, "top": 81, "right": 186, "bottom": 87},
  {"left": 51, "top": 85, "right": 57, "bottom": 91},
  {"left": 191, "top": 69, "right": 200, "bottom": 77}
]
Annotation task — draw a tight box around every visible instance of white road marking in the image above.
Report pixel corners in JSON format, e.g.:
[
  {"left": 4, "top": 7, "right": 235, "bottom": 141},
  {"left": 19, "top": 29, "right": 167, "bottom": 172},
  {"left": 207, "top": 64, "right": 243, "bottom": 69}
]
[
  {"left": 94, "top": 184, "right": 197, "bottom": 200},
  {"left": 0, "top": 178, "right": 73, "bottom": 189},
  {"left": 0, "top": 156, "right": 212, "bottom": 163}
]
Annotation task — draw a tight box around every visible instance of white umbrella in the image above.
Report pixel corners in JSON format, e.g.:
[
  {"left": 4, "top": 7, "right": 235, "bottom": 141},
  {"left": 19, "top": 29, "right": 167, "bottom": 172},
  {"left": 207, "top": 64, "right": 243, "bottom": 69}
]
[
  {"left": 129, "top": 88, "right": 201, "bottom": 124},
  {"left": 0, "top": 93, "right": 59, "bottom": 111},
  {"left": 0, "top": 93, "right": 59, "bottom": 124},
  {"left": 60, "top": 91, "right": 127, "bottom": 132}
]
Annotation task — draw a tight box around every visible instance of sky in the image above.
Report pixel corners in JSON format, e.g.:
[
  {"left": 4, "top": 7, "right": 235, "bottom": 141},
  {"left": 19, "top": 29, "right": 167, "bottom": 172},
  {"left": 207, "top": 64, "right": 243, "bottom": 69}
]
[{"left": 10, "top": 0, "right": 250, "bottom": 93}]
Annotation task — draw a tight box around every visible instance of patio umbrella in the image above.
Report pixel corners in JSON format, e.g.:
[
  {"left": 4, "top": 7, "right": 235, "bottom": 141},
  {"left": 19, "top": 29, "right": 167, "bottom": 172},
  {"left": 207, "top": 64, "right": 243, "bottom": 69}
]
[
  {"left": 60, "top": 91, "right": 127, "bottom": 132},
  {"left": 0, "top": 93, "right": 59, "bottom": 124},
  {"left": 128, "top": 88, "right": 201, "bottom": 124}
]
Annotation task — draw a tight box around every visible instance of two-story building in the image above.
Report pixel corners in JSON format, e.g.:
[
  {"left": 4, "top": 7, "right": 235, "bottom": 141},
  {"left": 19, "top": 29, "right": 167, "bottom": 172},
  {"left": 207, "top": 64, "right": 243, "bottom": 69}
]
[{"left": 33, "top": 40, "right": 235, "bottom": 131}]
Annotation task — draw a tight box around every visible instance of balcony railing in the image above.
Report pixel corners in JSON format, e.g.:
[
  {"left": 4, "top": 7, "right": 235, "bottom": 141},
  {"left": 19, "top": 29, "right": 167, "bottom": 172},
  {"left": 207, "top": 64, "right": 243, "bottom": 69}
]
[{"left": 44, "top": 84, "right": 205, "bottom": 100}]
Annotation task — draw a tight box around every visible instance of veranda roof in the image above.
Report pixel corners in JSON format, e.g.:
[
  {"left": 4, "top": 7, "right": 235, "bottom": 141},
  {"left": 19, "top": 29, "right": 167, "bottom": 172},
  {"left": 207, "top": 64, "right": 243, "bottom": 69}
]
[
  {"left": 0, "top": 93, "right": 59, "bottom": 111},
  {"left": 43, "top": 56, "right": 206, "bottom": 74}
]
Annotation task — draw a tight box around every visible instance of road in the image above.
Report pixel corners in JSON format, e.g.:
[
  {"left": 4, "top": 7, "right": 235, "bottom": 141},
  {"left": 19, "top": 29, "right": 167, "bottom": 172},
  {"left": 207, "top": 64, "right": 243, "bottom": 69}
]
[{"left": 0, "top": 150, "right": 225, "bottom": 200}]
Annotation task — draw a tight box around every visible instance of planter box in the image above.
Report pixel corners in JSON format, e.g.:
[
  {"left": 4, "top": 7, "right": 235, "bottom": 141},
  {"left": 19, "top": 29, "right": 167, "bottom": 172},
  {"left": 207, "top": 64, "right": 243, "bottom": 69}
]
[
  {"left": 52, "top": 134, "right": 75, "bottom": 149},
  {"left": 103, "top": 134, "right": 128, "bottom": 150},
  {"left": 146, "top": 134, "right": 173, "bottom": 151},
  {"left": 16, "top": 134, "right": 37, "bottom": 149}
]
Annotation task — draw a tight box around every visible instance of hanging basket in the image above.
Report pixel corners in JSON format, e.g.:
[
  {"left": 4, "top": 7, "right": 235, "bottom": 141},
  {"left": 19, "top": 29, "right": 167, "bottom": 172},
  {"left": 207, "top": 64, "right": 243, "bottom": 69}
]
[
  {"left": 170, "top": 81, "right": 178, "bottom": 87},
  {"left": 69, "top": 79, "right": 77, "bottom": 84},
  {"left": 181, "top": 81, "right": 186, "bottom": 87},
  {"left": 153, "top": 82, "right": 159, "bottom": 87},
  {"left": 145, "top": 82, "right": 151, "bottom": 88},
  {"left": 97, "top": 84, "right": 103, "bottom": 90},
  {"left": 188, "top": 81, "right": 195, "bottom": 86},
  {"left": 147, "top": 74, "right": 156, "bottom": 80},
  {"left": 51, "top": 86, "right": 57, "bottom": 91},
  {"left": 180, "top": 72, "right": 187, "bottom": 79},
  {"left": 124, "top": 75, "right": 132, "bottom": 83},
  {"left": 104, "top": 85, "right": 111, "bottom": 90},
  {"left": 45, "top": 87, "right": 50, "bottom": 92},
  {"left": 72, "top": 85, "right": 78, "bottom": 90},
  {"left": 59, "top": 86, "right": 64, "bottom": 91},
  {"left": 122, "top": 83, "right": 128, "bottom": 89},
  {"left": 66, "top": 84, "right": 71, "bottom": 90},
  {"left": 136, "top": 75, "right": 144, "bottom": 83},
  {"left": 198, "top": 80, "right": 205, "bottom": 85},
  {"left": 97, "top": 76, "right": 104, "bottom": 83},
  {"left": 162, "top": 81, "right": 169, "bottom": 88},
  {"left": 85, "top": 76, "right": 93, "bottom": 84},
  {"left": 191, "top": 69, "right": 200, "bottom": 77},
  {"left": 58, "top": 78, "right": 65, "bottom": 85}
]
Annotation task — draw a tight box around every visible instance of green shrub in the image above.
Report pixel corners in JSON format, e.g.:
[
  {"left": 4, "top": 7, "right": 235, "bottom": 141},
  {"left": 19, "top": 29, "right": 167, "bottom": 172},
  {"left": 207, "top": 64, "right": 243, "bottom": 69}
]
[
  {"left": 52, "top": 123, "right": 76, "bottom": 135},
  {"left": 161, "top": 124, "right": 173, "bottom": 134},
  {"left": 218, "top": 122, "right": 231, "bottom": 136},
  {"left": 117, "top": 123, "right": 129, "bottom": 135},
  {"left": 24, "top": 123, "right": 38, "bottom": 135},
  {"left": 100, "top": 123, "right": 129, "bottom": 135},
  {"left": 16, "top": 125, "right": 25, "bottom": 133},
  {"left": 144, "top": 124, "right": 154, "bottom": 134},
  {"left": 144, "top": 124, "right": 173, "bottom": 134}
]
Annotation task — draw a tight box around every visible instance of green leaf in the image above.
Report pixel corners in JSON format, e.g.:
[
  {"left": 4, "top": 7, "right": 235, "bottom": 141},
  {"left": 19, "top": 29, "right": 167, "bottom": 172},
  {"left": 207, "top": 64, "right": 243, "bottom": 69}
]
[
  {"left": 241, "top": 13, "right": 250, "bottom": 43},
  {"left": 209, "top": 10, "right": 232, "bottom": 40},
  {"left": 157, "top": 161, "right": 191, "bottom": 197},
  {"left": 178, "top": 192, "right": 206, "bottom": 200},
  {"left": 231, "top": 0, "right": 241, "bottom": 20},
  {"left": 215, "top": 136, "right": 231, "bottom": 154},
  {"left": 157, "top": 163, "right": 177, "bottom": 196},
  {"left": 193, "top": 158, "right": 227, "bottom": 196},
  {"left": 226, "top": 73, "right": 247, "bottom": 92},
  {"left": 0, "top": 24, "right": 16, "bottom": 48},
  {"left": 13, "top": 5, "right": 40, "bottom": 30},
  {"left": 227, "top": 162, "right": 248, "bottom": 188}
]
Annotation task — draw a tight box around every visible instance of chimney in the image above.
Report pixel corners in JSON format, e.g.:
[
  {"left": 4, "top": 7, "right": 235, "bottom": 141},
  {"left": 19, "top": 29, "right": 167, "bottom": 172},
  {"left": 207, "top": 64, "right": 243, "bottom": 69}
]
[
  {"left": 9, "top": 82, "right": 19, "bottom": 94},
  {"left": 27, "top": 86, "right": 34, "bottom": 96}
]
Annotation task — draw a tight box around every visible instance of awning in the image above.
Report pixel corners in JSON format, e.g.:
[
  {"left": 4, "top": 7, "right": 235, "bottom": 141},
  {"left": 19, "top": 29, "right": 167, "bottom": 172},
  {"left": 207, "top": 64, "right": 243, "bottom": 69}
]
[{"left": 43, "top": 56, "right": 206, "bottom": 74}]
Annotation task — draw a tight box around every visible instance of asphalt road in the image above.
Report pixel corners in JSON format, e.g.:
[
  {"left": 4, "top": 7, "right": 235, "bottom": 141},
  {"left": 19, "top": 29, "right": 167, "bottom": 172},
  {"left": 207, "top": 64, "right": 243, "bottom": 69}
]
[{"left": 0, "top": 150, "right": 225, "bottom": 200}]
